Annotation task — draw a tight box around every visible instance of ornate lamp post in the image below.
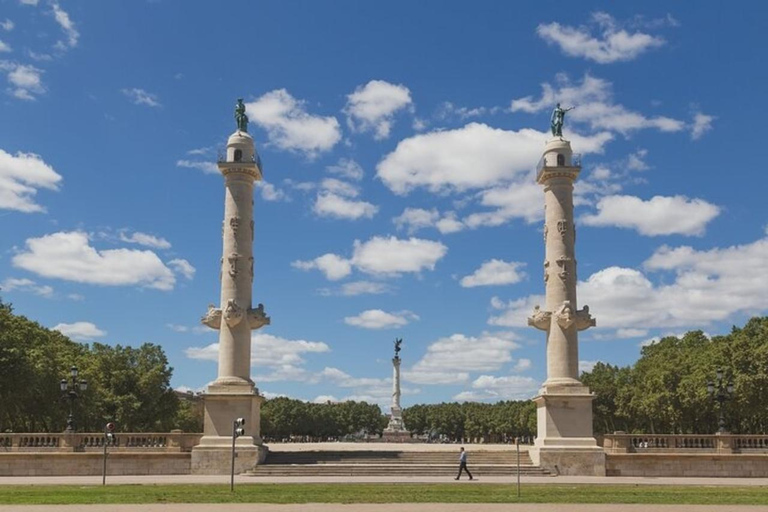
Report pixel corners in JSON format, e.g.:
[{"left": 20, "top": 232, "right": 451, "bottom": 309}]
[
  {"left": 707, "top": 368, "right": 734, "bottom": 433},
  {"left": 60, "top": 365, "right": 87, "bottom": 433}
]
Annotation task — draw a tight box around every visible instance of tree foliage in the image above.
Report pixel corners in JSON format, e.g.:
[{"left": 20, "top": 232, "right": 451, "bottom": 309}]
[
  {"left": 0, "top": 299, "right": 193, "bottom": 433},
  {"left": 261, "top": 397, "right": 387, "bottom": 441},
  {"left": 581, "top": 317, "right": 768, "bottom": 435}
]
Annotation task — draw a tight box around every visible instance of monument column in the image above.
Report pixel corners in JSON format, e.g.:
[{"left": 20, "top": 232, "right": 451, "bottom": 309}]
[
  {"left": 384, "top": 338, "right": 409, "bottom": 440},
  {"left": 526, "top": 104, "right": 604, "bottom": 476},
  {"left": 192, "top": 99, "right": 270, "bottom": 474}
]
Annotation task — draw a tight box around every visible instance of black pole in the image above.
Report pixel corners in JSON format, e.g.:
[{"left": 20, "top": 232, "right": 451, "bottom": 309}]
[
  {"left": 516, "top": 437, "right": 521, "bottom": 498},
  {"left": 230, "top": 424, "right": 236, "bottom": 492}
]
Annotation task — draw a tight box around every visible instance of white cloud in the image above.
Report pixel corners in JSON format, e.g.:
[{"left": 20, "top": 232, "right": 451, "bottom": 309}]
[
  {"left": 579, "top": 360, "right": 599, "bottom": 373},
  {"left": 351, "top": 236, "right": 447, "bottom": 277},
  {"left": 318, "top": 280, "right": 393, "bottom": 297},
  {"left": 0, "top": 277, "right": 53, "bottom": 297},
  {"left": 53, "top": 321, "right": 106, "bottom": 342},
  {"left": 319, "top": 366, "right": 408, "bottom": 407},
  {"left": 626, "top": 149, "right": 650, "bottom": 171},
  {"left": 0, "top": 41, "right": 11, "bottom": 53},
  {"left": 0, "top": 149, "right": 61, "bottom": 212},
  {"left": 453, "top": 374, "right": 540, "bottom": 402},
  {"left": 344, "top": 309, "right": 419, "bottom": 329},
  {"left": 176, "top": 159, "right": 218, "bottom": 174},
  {"left": 326, "top": 158, "right": 364, "bottom": 181},
  {"left": 537, "top": 12, "right": 665, "bottom": 63},
  {"left": 122, "top": 88, "right": 161, "bottom": 107},
  {"left": 292, "top": 253, "right": 352, "bottom": 281},
  {"left": 616, "top": 328, "right": 649, "bottom": 339},
  {"left": 258, "top": 181, "right": 286, "bottom": 202},
  {"left": 119, "top": 231, "right": 171, "bottom": 250},
  {"left": 581, "top": 195, "right": 720, "bottom": 236},
  {"left": 12, "top": 231, "right": 178, "bottom": 290},
  {"left": 51, "top": 1, "right": 79, "bottom": 50},
  {"left": 406, "top": 332, "right": 520, "bottom": 386},
  {"left": 378, "top": 122, "right": 611, "bottom": 195},
  {"left": 166, "top": 324, "right": 189, "bottom": 333},
  {"left": 319, "top": 178, "right": 359, "bottom": 198},
  {"left": 168, "top": 258, "right": 195, "bottom": 280},
  {"left": 691, "top": 112, "right": 715, "bottom": 140},
  {"left": 2, "top": 63, "right": 45, "bottom": 100},
  {"left": 511, "top": 74, "right": 683, "bottom": 135},
  {"left": 186, "top": 332, "right": 330, "bottom": 382},
  {"left": 1, "top": 20, "right": 14, "bottom": 31},
  {"left": 436, "top": 102, "right": 497, "bottom": 120},
  {"left": 491, "top": 235, "right": 768, "bottom": 331},
  {"left": 297, "top": 236, "right": 447, "bottom": 281},
  {"left": 512, "top": 358, "right": 532, "bottom": 372},
  {"left": 313, "top": 395, "right": 338, "bottom": 404},
  {"left": 460, "top": 259, "right": 526, "bottom": 288},
  {"left": 20, "top": 0, "right": 40, "bottom": 5},
  {"left": 377, "top": 123, "right": 542, "bottom": 195},
  {"left": 344, "top": 80, "right": 412, "bottom": 139},
  {"left": 463, "top": 179, "right": 544, "bottom": 227},
  {"left": 313, "top": 193, "right": 378, "bottom": 220},
  {"left": 246, "top": 89, "right": 341, "bottom": 158},
  {"left": 393, "top": 208, "right": 466, "bottom": 235}
]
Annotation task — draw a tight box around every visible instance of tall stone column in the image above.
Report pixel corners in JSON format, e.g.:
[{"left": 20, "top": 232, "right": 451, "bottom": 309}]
[
  {"left": 527, "top": 135, "right": 604, "bottom": 476},
  {"left": 192, "top": 100, "right": 270, "bottom": 474},
  {"left": 386, "top": 356, "right": 404, "bottom": 431},
  {"left": 384, "top": 339, "right": 409, "bottom": 440}
]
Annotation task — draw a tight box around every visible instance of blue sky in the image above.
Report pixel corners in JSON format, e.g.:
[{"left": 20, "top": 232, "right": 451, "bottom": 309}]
[{"left": 2, "top": 1, "right": 767, "bottom": 407}]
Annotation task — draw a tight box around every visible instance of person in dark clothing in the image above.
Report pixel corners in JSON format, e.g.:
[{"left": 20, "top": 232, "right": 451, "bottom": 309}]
[{"left": 454, "top": 446, "right": 473, "bottom": 480}]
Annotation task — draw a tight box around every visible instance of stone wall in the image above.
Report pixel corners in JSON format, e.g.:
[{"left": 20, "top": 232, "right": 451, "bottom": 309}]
[
  {"left": 606, "top": 453, "right": 768, "bottom": 477},
  {"left": 0, "top": 452, "right": 191, "bottom": 476}
]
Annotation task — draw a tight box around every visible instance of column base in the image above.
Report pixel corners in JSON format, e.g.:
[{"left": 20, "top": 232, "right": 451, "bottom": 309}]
[
  {"left": 531, "top": 384, "right": 605, "bottom": 476},
  {"left": 191, "top": 385, "right": 266, "bottom": 474}
]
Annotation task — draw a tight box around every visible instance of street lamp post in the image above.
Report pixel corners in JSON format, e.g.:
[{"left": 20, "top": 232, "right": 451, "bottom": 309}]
[
  {"left": 707, "top": 368, "right": 734, "bottom": 433},
  {"left": 60, "top": 365, "right": 87, "bottom": 433}
]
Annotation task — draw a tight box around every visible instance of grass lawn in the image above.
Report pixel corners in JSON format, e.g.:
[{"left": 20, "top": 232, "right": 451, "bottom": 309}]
[{"left": 1, "top": 484, "right": 767, "bottom": 505}]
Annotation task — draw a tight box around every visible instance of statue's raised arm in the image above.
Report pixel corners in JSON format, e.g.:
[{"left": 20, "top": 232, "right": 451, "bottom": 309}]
[{"left": 235, "top": 98, "right": 249, "bottom": 133}]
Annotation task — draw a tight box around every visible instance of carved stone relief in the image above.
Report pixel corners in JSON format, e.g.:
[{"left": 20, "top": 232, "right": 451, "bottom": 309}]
[
  {"left": 228, "top": 253, "right": 240, "bottom": 277},
  {"left": 557, "top": 219, "right": 568, "bottom": 238},
  {"left": 223, "top": 299, "right": 244, "bottom": 327},
  {"left": 230, "top": 216, "right": 240, "bottom": 238}
]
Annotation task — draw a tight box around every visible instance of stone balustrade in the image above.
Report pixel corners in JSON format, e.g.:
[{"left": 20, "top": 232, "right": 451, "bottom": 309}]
[
  {"left": 603, "top": 432, "right": 768, "bottom": 454},
  {"left": 0, "top": 431, "right": 202, "bottom": 453}
]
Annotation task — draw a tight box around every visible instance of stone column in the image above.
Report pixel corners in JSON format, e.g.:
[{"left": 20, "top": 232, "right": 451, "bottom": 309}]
[
  {"left": 192, "top": 114, "right": 270, "bottom": 474},
  {"left": 527, "top": 137, "right": 604, "bottom": 476},
  {"left": 392, "top": 356, "right": 401, "bottom": 410},
  {"left": 385, "top": 356, "right": 405, "bottom": 432}
]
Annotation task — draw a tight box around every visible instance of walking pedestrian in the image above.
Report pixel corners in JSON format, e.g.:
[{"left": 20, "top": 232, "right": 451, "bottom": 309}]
[{"left": 454, "top": 446, "right": 473, "bottom": 480}]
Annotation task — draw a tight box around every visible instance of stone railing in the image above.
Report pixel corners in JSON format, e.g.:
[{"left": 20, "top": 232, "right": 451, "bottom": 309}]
[
  {"left": 603, "top": 432, "right": 768, "bottom": 454},
  {"left": 0, "top": 430, "right": 202, "bottom": 453}
]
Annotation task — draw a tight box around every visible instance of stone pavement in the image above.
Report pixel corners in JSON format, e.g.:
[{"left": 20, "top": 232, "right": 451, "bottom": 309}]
[
  {"left": 0, "top": 474, "right": 767, "bottom": 486},
  {"left": 0, "top": 505, "right": 764, "bottom": 512}
]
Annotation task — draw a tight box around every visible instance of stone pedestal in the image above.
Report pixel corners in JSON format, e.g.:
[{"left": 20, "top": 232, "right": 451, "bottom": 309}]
[
  {"left": 528, "top": 384, "right": 605, "bottom": 475},
  {"left": 191, "top": 386, "right": 267, "bottom": 474}
]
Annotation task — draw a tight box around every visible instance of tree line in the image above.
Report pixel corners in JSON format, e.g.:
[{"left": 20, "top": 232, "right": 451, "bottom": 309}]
[
  {"left": 0, "top": 300, "right": 200, "bottom": 433},
  {"left": 3, "top": 296, "right": 767, "bottom": 437},
  {"left": 581, "top": 317, "right": 768, "bottom": 435}
]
